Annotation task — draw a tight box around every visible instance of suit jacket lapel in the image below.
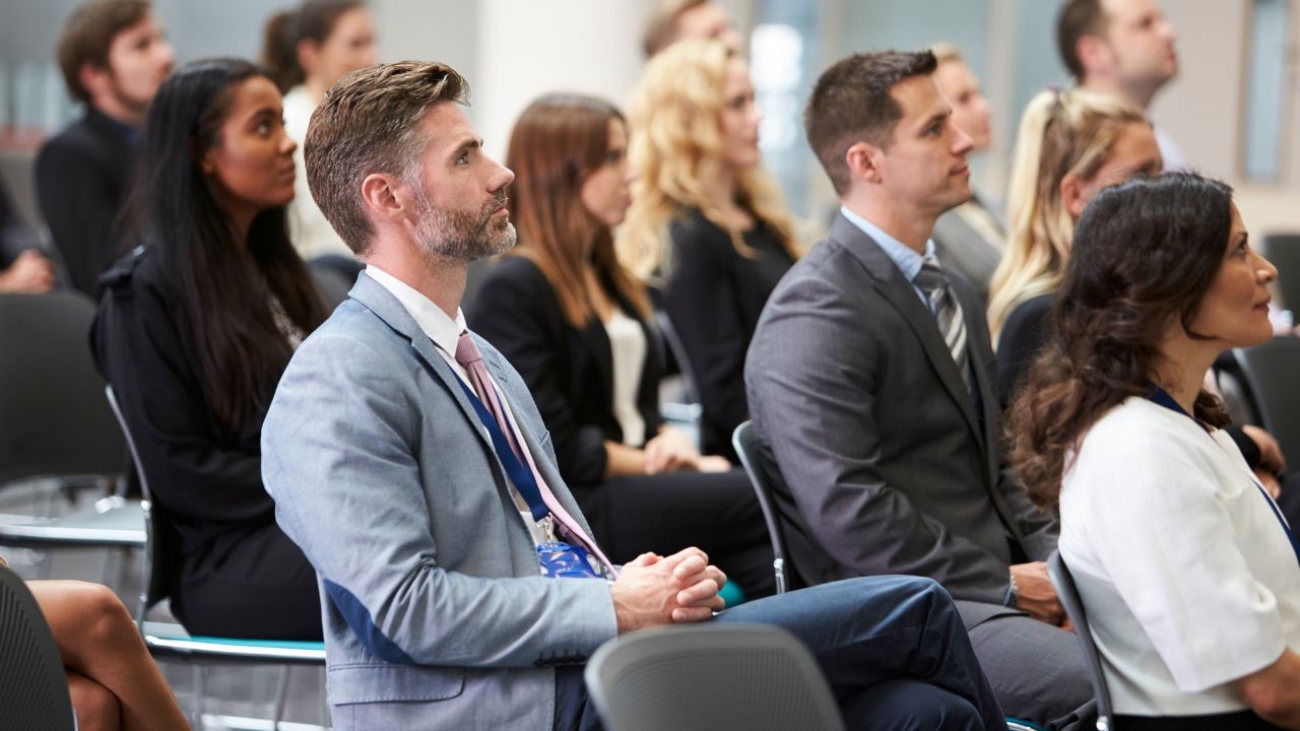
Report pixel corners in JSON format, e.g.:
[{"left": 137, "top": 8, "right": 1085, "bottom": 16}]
[
  {"left": 574, "top": 319, "right": 615, "bottom": 410},
  {"left": 348, "top": 273, "right": 493, "bottom": 453},
  {"left": 830, "top": 215, "right": 985, "bottom": 449}
]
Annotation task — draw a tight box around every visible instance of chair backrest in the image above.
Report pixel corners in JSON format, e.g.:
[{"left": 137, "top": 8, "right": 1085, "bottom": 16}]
[
  {"left": 585, "top": 624, "right": 845, "bottom": 731},
  {"left": 0, "top": 565, "right": 78, "bottom": 731},
  {"left": 0, "top": 291, "right": 125, "bottom": 486},
  {"left": 1047, "top": 552, "right": 1114, "bottom": 729},
  {"left": 733, "top": 421, "right": 789, "bottom": 594},
  {"left": 1234, "top": 337, "right": 1300, "bottom": 465},
  {"left": 105, "top": 385, "right": 180, "bottom": 624},
  {"left": 1261, "top": 233, "right": 1300, "bottom": 312}
]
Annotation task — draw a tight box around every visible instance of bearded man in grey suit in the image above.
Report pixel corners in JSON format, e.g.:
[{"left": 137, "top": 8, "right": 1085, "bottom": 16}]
[
  {"left": 745, "top": 50, "right": 1095, "bottom": 731},
  {"left": 260, "top": 60, "right": 1006, "bottom": 731}
]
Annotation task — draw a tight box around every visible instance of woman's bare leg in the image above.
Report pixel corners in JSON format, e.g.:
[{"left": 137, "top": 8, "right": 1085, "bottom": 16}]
[
  {"left": 67, "top": 670, "right": 123, "bottom": 731},
  {"left": 30, "top": 580, "right": 189, "bottom": 731}
]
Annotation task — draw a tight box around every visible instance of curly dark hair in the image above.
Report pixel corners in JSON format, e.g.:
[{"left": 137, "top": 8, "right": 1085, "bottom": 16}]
[{"left": 1007, "top": 172, "right": 1235, "bottom": 508}]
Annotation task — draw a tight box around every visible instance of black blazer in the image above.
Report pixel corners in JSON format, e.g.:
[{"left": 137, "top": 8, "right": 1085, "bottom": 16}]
[
  {"left": 91, "top": 247, "right": 283, "bottom": 564},
  {"left": 36, "top": 108, "right": 136, "bottom": 296},
  {"left": 995, "top": 293, "right": 1055, "bottom": 409},
  {"left": 468, "top": 255, "right": 664, "bottom": 487},
  {"left": 660, "top": 207, "right": 795, "bottom": 460}
]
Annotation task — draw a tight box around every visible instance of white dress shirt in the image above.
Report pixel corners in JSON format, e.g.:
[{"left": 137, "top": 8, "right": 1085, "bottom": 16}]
[{"left": 1060, "top": 397, "right": 1300, "bottom": 716}]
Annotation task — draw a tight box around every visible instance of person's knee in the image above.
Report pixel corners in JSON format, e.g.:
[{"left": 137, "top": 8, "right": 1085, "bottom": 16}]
[
  {"left": 66, "top": 582, "right": 133, "bottom": 653},
  {"left": 67, "top": 671, "right": 122, "bottom": 731},
  {"left": 842, "top": 679, "right": 984, "bottom": 731}
]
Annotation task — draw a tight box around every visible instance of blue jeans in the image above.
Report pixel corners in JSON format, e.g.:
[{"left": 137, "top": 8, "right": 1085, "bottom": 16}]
[{"left": 556, "top": 575, "right": 1005, "bottom": 730}]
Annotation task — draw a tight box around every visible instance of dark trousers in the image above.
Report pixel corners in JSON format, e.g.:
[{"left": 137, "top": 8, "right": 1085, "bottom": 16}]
[
  {"left": 573, "top": 468, "right": 776, "bottom": 599},
  {"left": 173, "top": 523, "right": 323, "bottom": 640},
  {"left": 556, "top": 576, "right": 1005, "bottom": 730}
]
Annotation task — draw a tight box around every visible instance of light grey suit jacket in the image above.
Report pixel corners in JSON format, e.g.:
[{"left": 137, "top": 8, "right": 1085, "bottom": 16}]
[
  {"left": 745, "top": 213, "right": 1057, "bottom": 626},
  {"left": 262, "top": 273, "right": 617, "bottom": 731}
]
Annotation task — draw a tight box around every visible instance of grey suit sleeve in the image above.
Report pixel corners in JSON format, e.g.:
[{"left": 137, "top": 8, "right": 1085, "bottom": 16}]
[
  {"left": 747, "top": 274, "right": 1012, "bottom": 603},
  {"left": 262, "top": 330, "right": 618, "bottom": 668}
]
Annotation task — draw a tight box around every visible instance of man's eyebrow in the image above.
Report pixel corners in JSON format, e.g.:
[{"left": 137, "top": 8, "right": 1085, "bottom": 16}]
[{"left": 450, "top": 137, "right": 482, "bottom": 158}]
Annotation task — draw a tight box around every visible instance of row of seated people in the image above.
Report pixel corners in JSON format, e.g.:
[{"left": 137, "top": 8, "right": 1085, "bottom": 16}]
[
  {"left": 19, "top": 2, "right": 1300, "bottom": 731},
  {"left": 71, "top": 26, "right": 1300, "bottom": 731},
  {"left": 76, "top": 48, "right": 1006, "bottom": 729}
]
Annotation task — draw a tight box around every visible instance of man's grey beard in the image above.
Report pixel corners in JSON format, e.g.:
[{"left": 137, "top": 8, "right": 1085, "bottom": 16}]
[{"left": 412, "top": 187, "right": 516, "bottom": 263}]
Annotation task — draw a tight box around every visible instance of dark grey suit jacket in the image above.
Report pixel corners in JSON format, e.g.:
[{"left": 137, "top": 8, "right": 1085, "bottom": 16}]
[{"left": 745, "top": 212, "right": 1057, "bottom": 622}]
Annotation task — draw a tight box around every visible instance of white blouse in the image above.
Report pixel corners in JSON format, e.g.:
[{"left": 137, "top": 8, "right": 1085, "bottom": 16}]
[
  {"left": 283, "top": 85, "right": 353, "bottom": 260},
  {"left": 1060, "top": 397, "right": 1300, "bottom": 717},
  {"left": 604, "top": 308, "right": 646, "bottom": 447}
]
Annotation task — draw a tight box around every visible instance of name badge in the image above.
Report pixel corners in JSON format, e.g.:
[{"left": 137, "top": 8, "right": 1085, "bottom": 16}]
[{"left": 537, "top": 541, "right": 601, "bottom": 579}]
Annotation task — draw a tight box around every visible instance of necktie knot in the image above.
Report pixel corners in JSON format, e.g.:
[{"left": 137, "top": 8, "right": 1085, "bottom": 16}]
[
  {"left": 914, "top": 258, "right": 950, "bottom": 301},
  {"left": 455, "top": 331, "right": 483, "bottom": 369}
]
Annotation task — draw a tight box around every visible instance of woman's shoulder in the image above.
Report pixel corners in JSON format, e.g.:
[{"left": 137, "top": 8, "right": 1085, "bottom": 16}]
[
  {"left": 98, "top": 245, "right": 173, "bottom": 303},
  {"left": 469, "top": 254, "right": 560, "bottom": 320}
]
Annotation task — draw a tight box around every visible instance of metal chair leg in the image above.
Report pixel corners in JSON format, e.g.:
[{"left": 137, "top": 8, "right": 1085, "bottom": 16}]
[{"left": 271, "top": 666, "right": 291, "bottom": 729}]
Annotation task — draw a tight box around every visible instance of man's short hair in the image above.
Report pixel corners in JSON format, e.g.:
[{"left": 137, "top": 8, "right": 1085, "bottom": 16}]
[
  {"left": 56, "top": 0, "right": 151, "bottom": 103},
  {"left": 642, "top": 0, "right": 707, "bottom": 58},
  {"left": 804, "top": 50, "right": 938, "bottom": 196},
  {"left": 1057, "top": 0, "right": 1106, "bottom": 81},
  {"left": 305, "top": 61, "right": 469, "bottom": 255}
]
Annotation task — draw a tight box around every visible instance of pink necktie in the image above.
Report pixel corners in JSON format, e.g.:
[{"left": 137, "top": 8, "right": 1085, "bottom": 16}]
[{"left": 455, "top": 332, "right": 617, "bottom": 577}]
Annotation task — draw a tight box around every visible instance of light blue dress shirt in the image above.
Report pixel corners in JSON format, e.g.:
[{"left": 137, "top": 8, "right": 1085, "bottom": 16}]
[{"left": 840, "top": 206, "right": 936, "bottom": 306}]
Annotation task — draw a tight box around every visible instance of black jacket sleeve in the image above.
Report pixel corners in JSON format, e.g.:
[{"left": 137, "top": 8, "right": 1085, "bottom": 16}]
[{"left": 36, "top": 134, "right": 125, "bottom": 296}]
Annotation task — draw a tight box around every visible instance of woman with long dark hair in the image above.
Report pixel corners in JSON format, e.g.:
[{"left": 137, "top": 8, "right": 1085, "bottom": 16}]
[
  {"left": 92, "top": 58, "right": 326, "bottom": 639},
  {"left": 1009, "top": 173, "right": 1300, "bottom": 729},
  {"left": 468, "top": 93, "right": 775, "bottom": 599}
]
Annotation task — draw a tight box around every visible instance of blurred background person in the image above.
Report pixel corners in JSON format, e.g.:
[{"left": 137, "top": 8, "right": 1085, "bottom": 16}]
[
  {"left": 989, "top": 87, "right": 1159, "bottom": 405},
  {"left": 619, "top": 38, "right": 801, "bottom": 463},
  {"left": 36, "top": 0, "right": 174, "bottom": 297},
  {"left": 1009, "top": 173, "right": 1298, "bottom": 730},
  {"left": 1057, "top": 0, "right": 1185, "bottom": 170},
  {"left": 1, "top": 178, "right": 57, "bottom": 293},
  {"left": 469, "top": 92, "right": 775, "bottom": 600},
  {"left": 930, "top": 42, "right": 1005, "bottom": 306},
  {"left": 262, "top": 0, "right": 375, "bottom": 278},
  {"left": 92, "top": 58, "right": 327, "bottom": 640},
  {"left": 642, "top": 0, "right": 742, "bottom": 58}
]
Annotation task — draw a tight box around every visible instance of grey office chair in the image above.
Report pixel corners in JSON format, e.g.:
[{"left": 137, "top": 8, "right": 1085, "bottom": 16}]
[
  {"left": 585, "top": 624, "right": 845, "bottom": 731},
  {"left": 1234, "top": 337, "right": 1300, "bottom": 466},
  {"left": 0, "top": 564, "right": 78, "bottom": 731},
  {"left": 733, "top": 420, "right": 791, "bottom": 594},
  {"left": 0, "top": 290, "right": 125, "bottom": 499},
  {"left": 1047, "top": 551, "right": 1114, "bottom": 731},
  {"left": 105, "top": 385, "right": 326, "bottom": 729}
]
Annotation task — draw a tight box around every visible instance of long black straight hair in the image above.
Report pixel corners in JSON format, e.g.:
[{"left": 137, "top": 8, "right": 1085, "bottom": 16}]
[{"left": 134, "top": 57, "right": 326, "bottom": 436}]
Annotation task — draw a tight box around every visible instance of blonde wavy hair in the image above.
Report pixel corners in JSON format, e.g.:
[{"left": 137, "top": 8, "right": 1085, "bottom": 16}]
[
  {"left": 988, "top": 88, "right": 1148, "bottom": 342},
  {"left": 618, "top": 38, "right": 797, "bottom": 281}
]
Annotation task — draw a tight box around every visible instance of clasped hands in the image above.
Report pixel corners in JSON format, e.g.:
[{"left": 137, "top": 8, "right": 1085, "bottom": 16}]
[
  {"left": 610, "top": 547, "right": 727, "bottom": 633},
  {"left": 643, "top": 428, "right": 732, "bottom": 475}
]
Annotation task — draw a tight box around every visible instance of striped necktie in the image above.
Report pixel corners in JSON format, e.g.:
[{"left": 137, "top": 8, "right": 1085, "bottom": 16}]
[{"left": 915, "top": 258, "right": 972, "bottom": 393}]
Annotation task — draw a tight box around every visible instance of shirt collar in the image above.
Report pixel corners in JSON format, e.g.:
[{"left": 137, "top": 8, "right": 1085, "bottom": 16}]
[
  {"left": 364, "top": 264, "right": 466, "bottom": 356},
  {"left": 840, "top": 205, "right": 935, "bottom": 284}
]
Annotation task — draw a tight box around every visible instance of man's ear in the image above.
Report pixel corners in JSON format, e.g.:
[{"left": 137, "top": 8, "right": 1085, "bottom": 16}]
[
  {"left": 1076, "top": 34, "right": 1112, "bottom": 76},
  {"left": 360, "top": 173, "right": 410, "bottom": 224},
  {"left": 845, "top": 140, "right": 885, "bottom": 185},
  {"left": 78, "top": 62, "right": 112, "bottom": 103},
  {"left": 1060, "top": 172, "right": 1091, "bottom": 220}
]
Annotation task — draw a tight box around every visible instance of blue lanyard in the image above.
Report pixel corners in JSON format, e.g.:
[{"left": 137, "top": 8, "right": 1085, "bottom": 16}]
[
  {"left": 1147, "top": 386, "right": 1300, "bottom": 568},
  {"left": 457, "top": 380, "right": 550, "bottom": 524}
]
